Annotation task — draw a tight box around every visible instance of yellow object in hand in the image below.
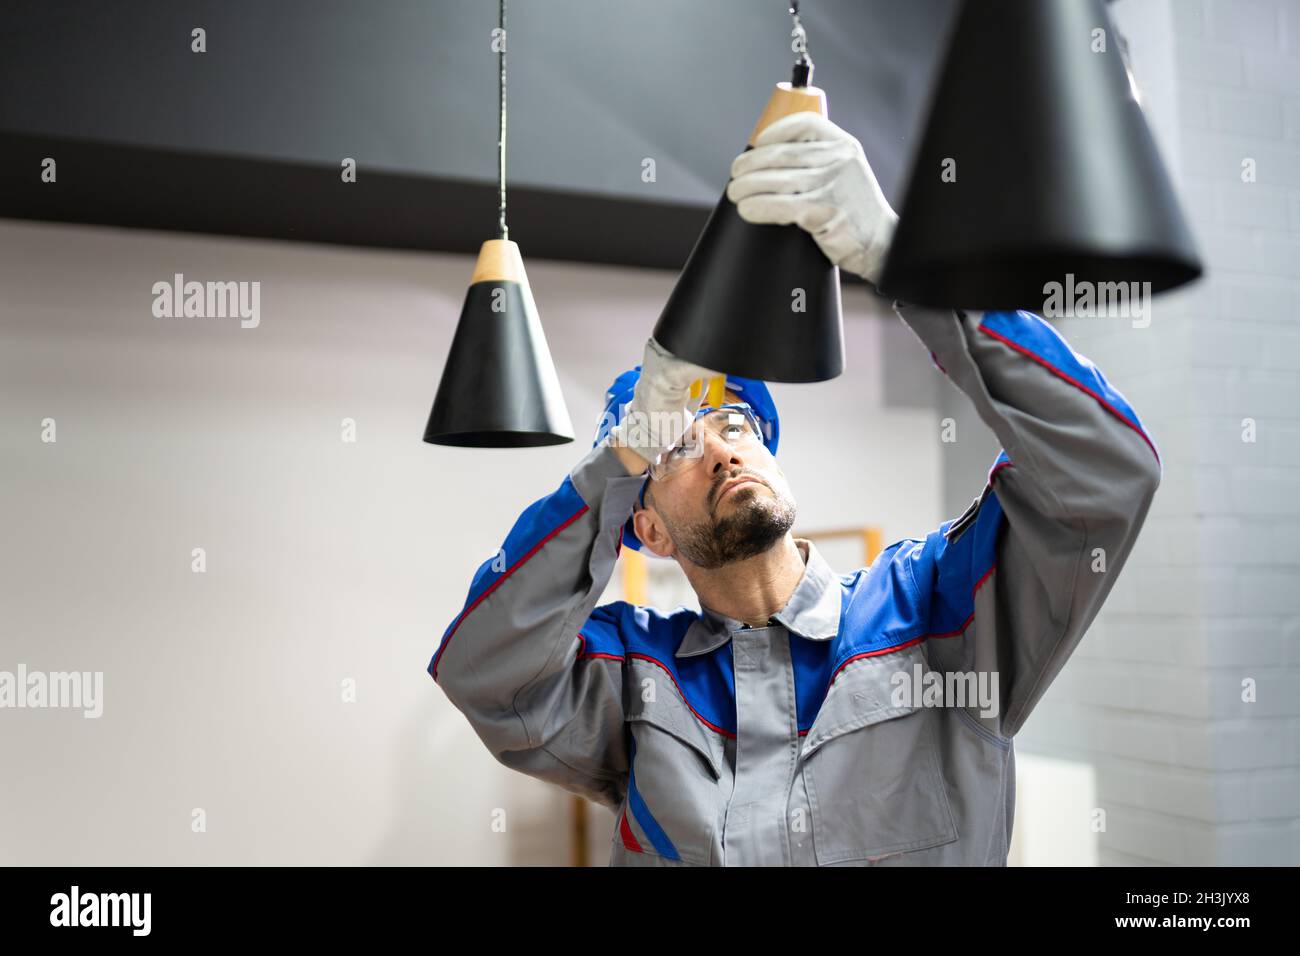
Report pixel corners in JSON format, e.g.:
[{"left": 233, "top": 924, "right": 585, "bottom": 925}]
[{"left": 706, "top": 374, "right": 726, "bottom": 408}]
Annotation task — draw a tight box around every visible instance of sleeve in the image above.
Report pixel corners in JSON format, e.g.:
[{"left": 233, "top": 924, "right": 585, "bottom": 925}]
[
  {"left": 894, "top": 303, "right": 1162, "bottom": 739},
  {"left": 427, "top": 438, "right": 649, "bottom": 810}
]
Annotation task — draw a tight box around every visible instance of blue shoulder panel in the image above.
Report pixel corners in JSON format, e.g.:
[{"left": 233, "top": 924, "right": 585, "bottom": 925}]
[
  {"left": 590, "top": 603, "right": 739, "bottom": 739},
  {"left": 824, "top": 491, "right": 1004, "bottom": 683},
  {"left": 909, "top": 491, "right": 1004, "bottom": 639},
  {"left": 977, "top": 310, "right": 1160, "bottom": 463}
]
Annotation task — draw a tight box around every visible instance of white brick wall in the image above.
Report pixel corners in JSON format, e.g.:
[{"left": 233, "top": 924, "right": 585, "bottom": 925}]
[
  {"left": 1166, "top": 0, "right": 1300, "bottom": 866},
  {"left": 963, "top": 0, "right": 1300, "bottom": 865}
]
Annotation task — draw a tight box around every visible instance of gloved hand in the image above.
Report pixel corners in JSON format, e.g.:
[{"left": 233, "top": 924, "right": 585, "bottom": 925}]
[
  {"left": 609, "top": 337, "right": 719, "bottom": 468},
  {"left": 726, "top": 112, "right": 898, "bottom": 288}
]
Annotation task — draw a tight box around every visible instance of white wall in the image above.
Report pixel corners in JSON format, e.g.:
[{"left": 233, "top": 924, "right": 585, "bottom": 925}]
[
  {"left": 0, "top": 218, "right": 943, "bottom": 864},
  {"left": 1007, "top": 0, "right": 1300, "bottom": 866}
]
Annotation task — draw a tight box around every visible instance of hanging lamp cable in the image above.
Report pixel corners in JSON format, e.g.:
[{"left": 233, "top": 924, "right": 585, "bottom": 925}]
[
  {"left": 789, "top": 1, "right": 814, "bottom": 88},
  {"left": 497, "top": 0, "right": 508, "bottom": 240}
]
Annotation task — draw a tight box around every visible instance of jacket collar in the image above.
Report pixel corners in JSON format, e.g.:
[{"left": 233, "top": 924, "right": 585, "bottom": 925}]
[{"left": 675, "top": 537, "right": 842, "bottom": 659}]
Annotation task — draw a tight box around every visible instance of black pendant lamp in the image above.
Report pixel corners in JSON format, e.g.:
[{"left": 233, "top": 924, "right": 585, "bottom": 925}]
[
  {"left": 651, "top": 2, "right": 844, "bottom": 383},
  {"left": 422, "top": 0, "right": 574, "bottom": 447},
  {"left": 879, "top": 0, "right": 1202, "bottom": 311}
]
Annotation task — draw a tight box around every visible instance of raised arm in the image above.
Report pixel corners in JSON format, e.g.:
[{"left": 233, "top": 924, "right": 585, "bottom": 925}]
[
  {"left": 428, "top": 339, "right": 715, "bottom": 808},
  {"left": 895, "top": 303, "right": 1161, "bottom": 737},
  {"left": 429, "top": 438, "right": 646, "bottom": 809},
  {"left": 728, "top": 110, "right": 1161, "bottom": 737}
]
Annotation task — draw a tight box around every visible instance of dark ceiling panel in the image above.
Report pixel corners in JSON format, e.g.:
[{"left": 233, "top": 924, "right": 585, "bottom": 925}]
[
  {"left": 0, "top": 131, "right": 712, "bottom": 269},
  {"left": 0, "top": 0, "right": 957, "bottom": 266}
]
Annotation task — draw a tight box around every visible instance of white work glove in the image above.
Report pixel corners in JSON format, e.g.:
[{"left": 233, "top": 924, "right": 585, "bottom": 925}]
[
  {"left": 608, "top": 337, "right": 720, "bottom": 467},
  {"left": 726, "top": 112, "right": 899, "bottom": 289}
]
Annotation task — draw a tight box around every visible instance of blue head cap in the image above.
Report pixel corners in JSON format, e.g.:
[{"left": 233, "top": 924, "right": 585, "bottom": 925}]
[{"left": 592, "top": 366, "right": 780, "bottom": 554}]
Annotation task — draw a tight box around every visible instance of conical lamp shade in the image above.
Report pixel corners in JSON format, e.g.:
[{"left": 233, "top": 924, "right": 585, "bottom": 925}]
[
  {"left": 879, "top": 0, "right": 1202, "bottom": 311},
  {"left": 423, "top": 239, "right": 575, "bottom": 447},
  {"left": 652, "top": 82, "right": 844, "bottom": 383}
]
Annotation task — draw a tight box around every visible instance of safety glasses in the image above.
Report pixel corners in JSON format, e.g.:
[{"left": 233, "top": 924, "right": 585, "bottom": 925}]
[{"left": 648, "top": 403, "right": 766, "bottom": 482}]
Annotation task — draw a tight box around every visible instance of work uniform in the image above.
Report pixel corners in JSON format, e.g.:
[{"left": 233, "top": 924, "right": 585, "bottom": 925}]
[{"left": 429, "top": 302, "right": 1162, "bottom": 866}]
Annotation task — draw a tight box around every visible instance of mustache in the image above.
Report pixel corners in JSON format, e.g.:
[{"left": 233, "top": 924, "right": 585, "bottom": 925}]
[{"left": 709, "top": 470, "right": 770, "bottom": 510}]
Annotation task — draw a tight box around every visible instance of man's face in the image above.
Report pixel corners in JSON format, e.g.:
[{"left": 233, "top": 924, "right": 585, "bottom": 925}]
[{"left": 632, "top": 392, "right": 796, "bottom": 569}]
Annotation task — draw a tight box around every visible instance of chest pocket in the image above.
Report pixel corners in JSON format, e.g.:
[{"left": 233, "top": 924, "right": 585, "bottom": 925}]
[
  {"left": 799, "top": 644, "right": 958, "bottom": 865},
  {"left": 621, "top": 659, "right": 722, "bottom": 865}
]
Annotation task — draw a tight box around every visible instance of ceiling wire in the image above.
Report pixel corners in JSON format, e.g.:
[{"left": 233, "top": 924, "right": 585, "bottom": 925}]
[
  {"left": 497, "top": 0, "right": 508, "bottom": 240},
  {"left": 789, "top": 1, "right": 814, "bottom": 87}
]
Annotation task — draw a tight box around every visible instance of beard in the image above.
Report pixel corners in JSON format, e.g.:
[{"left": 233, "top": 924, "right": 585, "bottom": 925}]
[{"left": 667, "top": 482, "right": 797, "bottom": 570}]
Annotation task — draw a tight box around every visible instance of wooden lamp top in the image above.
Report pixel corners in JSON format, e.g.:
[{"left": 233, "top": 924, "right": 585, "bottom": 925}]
[
  {"left": 748, "top": 81, "right": 828, "bottom": 146},
  {"left": 470, "top": 238, "right": 528, "bottom": 285}
]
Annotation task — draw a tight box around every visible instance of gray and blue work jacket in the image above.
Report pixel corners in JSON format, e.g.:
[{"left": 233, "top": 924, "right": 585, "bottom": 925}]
[{"left": 429, "top": 302, "right": 1162, "bottom": 866}]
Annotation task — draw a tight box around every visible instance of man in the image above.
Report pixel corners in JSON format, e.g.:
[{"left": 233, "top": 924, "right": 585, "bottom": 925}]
[{"left": 429, "top": 113, "right": 1162, "bottom": 866}]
